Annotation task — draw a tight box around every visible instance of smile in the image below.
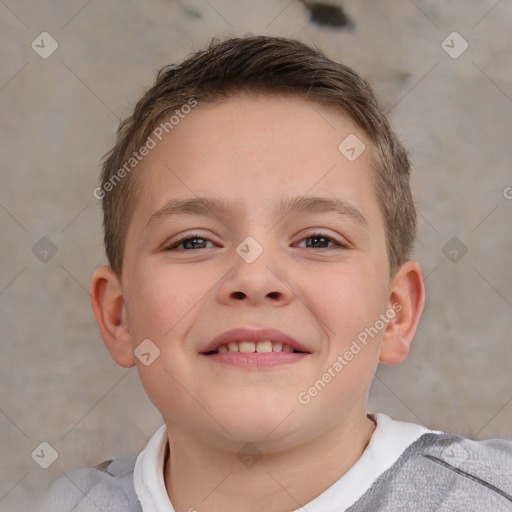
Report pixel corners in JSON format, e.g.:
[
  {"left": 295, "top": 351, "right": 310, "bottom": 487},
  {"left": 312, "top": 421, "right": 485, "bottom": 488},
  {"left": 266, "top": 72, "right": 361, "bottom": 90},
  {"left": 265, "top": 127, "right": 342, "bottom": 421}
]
[
  {"left": 206, "top": 340, "right": 301, "bottom": 354},
  {"left": 202, "top": 340, "right": 308, "bottom": 368}
]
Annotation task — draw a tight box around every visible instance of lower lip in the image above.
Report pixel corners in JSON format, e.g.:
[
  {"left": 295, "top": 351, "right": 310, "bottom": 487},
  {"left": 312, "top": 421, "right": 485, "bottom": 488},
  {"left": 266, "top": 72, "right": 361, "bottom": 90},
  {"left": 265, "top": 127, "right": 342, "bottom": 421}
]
[{"left": 201, "top": 352, "right": 309, "bottom": 368}]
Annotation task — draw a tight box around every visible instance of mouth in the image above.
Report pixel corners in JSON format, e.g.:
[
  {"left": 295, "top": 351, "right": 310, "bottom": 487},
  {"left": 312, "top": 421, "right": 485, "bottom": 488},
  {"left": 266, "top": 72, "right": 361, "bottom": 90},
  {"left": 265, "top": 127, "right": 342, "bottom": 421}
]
[
  {"left": 203, "top": 340, "right": 304, "bottom": 355},
  {"left": 201, "top": 327, "right": 310, "bottom": 354},
  {"left": 200, "top": 327, "right": 310, "bottom": 367}
]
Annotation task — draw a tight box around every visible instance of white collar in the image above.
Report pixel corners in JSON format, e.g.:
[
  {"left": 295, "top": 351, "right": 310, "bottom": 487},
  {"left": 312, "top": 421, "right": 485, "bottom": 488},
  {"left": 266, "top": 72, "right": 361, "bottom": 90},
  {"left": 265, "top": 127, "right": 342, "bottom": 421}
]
[
  {"left": 292, "top": 413, "right": 436, "bottom": 511},
  {"left": 133, "top": 423, "right": 173, "bottom": 511},
  {"left": 134, "top": 413, "right": 436, "bottom": 512}
]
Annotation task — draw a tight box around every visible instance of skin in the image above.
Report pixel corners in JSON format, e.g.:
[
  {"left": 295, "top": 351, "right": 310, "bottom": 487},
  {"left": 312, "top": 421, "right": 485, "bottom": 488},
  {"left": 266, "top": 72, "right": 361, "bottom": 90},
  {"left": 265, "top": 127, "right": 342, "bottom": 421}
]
[{"left": 90, "top": 94, "right": 425, "bottom": 512}]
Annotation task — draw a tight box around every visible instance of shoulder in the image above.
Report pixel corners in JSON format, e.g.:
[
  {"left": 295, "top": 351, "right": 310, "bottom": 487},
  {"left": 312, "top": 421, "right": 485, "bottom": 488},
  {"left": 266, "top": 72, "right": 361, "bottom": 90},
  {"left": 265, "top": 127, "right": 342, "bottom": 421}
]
[
  {"left": 420, "top": 433, "right": 512, "bottom": 496},
  {"left": 353, "top": 432, "right": 512, "bottom": 511},
  {"left": 37, "top": 457, "right": 142, "bottom": 512},
  {"left": 418, "top": 432, "right": 512, "bottom": 487}
]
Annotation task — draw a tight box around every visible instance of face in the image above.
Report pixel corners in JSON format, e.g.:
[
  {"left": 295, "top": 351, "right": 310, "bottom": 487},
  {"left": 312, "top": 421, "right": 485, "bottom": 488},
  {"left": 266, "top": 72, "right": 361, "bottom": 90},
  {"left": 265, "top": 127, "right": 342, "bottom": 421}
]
[{"left": 120, "top": 94, "right": 393, "bottom": 451}]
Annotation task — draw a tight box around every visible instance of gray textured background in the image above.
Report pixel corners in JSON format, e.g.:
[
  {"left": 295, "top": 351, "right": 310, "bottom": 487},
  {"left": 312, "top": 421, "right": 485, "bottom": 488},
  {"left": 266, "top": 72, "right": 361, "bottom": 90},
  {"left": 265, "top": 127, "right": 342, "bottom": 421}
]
[{"left": 1, "top": 1, "right": 511, "bottom": 509}]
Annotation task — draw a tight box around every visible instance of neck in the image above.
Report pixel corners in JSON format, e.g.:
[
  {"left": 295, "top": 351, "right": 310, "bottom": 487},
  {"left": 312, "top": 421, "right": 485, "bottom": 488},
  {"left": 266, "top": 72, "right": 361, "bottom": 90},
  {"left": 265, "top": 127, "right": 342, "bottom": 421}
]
[{"left": 164, "top": 413, "right": 376, "bottom": 512}]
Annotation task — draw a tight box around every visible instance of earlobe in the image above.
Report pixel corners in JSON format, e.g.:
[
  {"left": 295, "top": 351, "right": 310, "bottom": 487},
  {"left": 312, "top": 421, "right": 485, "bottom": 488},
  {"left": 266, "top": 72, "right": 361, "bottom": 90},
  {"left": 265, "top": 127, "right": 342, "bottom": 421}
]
[
  {"left": 379, "top": 260, "right": 425, "bottom": 365},
  {"left": 89, "top": 266, "right": 135, "bottom": 368}
]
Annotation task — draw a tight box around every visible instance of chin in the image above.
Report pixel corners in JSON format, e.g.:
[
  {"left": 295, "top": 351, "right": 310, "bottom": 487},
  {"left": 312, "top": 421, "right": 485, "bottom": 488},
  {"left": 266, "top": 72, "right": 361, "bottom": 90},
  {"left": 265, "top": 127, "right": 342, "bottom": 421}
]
[{"left": 216, "top": 402, "right": 294, "bottom": 443}]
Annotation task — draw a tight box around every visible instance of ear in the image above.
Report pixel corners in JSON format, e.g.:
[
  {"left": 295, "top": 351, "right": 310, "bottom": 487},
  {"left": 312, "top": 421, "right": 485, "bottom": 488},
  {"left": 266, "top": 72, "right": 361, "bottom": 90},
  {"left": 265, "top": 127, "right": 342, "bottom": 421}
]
[
  {"left": 379, "top": 260, "right": 425, "bottom": 365},
  {"left": 89, "top": 266, "right": 135, "bottom": 368}
]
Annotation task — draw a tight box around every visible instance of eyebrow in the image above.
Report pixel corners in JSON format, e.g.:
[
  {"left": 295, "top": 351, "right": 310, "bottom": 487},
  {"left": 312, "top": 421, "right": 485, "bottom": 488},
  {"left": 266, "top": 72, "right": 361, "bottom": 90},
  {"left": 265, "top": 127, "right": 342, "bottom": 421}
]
[
  {"left": 145, "top": 195, "right": 368, "bottom": 229},
  {"left": 277, "top": 195, "right": 368, "bottom": 228}
]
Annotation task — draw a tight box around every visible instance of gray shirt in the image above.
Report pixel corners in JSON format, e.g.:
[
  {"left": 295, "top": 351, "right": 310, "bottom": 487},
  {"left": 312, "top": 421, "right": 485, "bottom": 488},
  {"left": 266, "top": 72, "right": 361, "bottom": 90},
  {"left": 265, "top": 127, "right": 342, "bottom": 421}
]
[{"left": 37, "top": 431, "right": 512, "bottom": 511}]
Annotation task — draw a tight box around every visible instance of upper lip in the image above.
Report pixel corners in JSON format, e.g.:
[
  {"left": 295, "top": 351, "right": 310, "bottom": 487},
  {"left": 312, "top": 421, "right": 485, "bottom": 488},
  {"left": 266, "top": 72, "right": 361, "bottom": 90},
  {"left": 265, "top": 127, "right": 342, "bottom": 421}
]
[{"left": 201, "top": 327, "right": 311, "bottom": 354}]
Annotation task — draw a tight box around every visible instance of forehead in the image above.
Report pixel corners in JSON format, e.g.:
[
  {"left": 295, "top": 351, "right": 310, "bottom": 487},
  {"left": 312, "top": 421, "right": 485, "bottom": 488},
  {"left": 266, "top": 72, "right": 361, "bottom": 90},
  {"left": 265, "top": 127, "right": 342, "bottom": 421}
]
[{"left": 129, "top": 93, "right": 383, "bottom": 232}]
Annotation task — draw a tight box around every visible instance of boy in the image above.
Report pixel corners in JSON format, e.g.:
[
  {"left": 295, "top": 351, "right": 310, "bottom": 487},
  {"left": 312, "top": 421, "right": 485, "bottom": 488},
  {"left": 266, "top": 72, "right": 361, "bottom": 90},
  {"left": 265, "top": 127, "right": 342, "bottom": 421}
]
[{"left": 41, "top": 36, "right": 512, "bottom": 511}]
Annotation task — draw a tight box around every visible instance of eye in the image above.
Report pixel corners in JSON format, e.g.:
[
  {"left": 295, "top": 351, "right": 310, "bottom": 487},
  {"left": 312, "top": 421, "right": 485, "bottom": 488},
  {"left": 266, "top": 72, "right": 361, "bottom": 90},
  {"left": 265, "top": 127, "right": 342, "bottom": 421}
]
[
  {"left": 164, "top": 234, "right": 215, "bottom": 251},
  {"left": 163, "top": 231, "right": 348, "bottom": 251},
  {"left": 295, "top": 232, "right": 348, "bottom": 249}
]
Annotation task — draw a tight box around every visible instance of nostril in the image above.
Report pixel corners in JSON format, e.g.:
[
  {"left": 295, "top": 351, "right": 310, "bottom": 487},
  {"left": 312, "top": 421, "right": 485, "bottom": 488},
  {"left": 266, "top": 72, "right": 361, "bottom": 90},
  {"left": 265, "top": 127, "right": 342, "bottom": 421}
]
[
  {"left": 267, "top": 291, "right": 280, "bottom": 299},
  {"left": 232, "top": 291, "right": 246, "bottom": 299}
]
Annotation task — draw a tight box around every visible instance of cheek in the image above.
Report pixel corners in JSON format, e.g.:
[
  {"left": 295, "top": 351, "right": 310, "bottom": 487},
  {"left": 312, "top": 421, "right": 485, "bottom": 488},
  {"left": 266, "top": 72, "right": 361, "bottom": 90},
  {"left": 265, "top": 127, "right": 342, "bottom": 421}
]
[
  {"left": 126, "top": 264, "right": 213, "bottom": 341},
  {"left": 301, "top": 264, "right": 384, "bottom": 343},
  {"left": 125, "top": 265, "right": 207, "bottom": 426}
]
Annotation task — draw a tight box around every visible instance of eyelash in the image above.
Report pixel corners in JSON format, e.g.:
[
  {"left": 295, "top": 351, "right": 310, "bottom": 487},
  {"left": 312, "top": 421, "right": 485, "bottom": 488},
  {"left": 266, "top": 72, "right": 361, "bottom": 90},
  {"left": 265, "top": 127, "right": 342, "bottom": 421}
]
[{"left": 163, "top": 232, "right": 348, "bottom": 251}]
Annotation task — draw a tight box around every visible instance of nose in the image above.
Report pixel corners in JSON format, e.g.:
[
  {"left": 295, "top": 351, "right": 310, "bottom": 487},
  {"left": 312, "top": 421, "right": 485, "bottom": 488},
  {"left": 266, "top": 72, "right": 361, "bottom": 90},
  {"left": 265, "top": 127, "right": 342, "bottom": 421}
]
[{"left": 216, "top": 241, "right": 294, "bottom": 308}]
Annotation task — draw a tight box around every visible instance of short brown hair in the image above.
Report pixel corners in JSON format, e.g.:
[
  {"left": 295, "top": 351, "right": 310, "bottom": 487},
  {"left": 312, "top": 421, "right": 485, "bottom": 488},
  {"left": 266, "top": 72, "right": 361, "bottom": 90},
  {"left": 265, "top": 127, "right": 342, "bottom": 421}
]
[{"left": 99, "top": 35, "right": 416, "bottom": 276}]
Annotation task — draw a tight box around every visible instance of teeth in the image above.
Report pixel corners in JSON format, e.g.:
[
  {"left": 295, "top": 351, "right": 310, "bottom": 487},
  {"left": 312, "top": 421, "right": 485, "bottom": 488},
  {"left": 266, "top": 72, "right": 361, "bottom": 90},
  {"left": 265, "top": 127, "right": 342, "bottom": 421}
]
[
  {"left": 256, "top": 340, "right": 272, "bottom": 352},
  {"left": 214, "top": 340, "right": 296, "bottom": 354},
  {"left": 239, "top": 341, "right": 256, "bottom": 353}
]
